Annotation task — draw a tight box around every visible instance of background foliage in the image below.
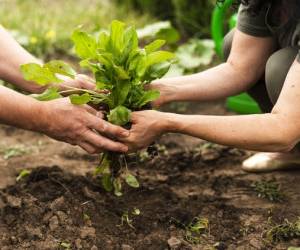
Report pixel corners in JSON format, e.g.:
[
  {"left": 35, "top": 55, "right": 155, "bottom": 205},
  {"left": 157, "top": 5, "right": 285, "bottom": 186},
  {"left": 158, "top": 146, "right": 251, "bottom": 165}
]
[
  {"left": 116, "top": 0, "right": 216, "bottom": 37},
  {"left": 0, "top": 0, "right": 219, "bottom": 78}
]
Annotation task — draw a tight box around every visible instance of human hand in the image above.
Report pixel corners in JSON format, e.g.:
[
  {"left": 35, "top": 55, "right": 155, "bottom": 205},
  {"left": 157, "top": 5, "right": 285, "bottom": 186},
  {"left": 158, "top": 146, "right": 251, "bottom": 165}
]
[
  {"left": 38, "top": 98, "right": 129, "bottom": 154},
  {"left": 58, "top": 74, "right": 97, "bottom": 93},
  {"left": 121, "top": 110, "right": 168, "bottom": 152},
  {"left": 148, "top": 80, "right": 177, "bottom": 108}
]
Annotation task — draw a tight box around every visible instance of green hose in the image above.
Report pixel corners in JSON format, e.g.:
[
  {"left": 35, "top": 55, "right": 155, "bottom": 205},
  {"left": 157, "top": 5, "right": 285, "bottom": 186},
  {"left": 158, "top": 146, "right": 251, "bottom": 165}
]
[
  {"left": 211, "top": 0, "right": 234, "bottom": 58},
  {"left": 211, "top": 1, "right": 261, "bottom": 114}
]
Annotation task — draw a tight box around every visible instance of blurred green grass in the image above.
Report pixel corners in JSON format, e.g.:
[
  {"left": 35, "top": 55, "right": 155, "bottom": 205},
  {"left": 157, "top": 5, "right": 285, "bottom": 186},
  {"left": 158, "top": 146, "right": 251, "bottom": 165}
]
[{"left": 0, "top": 0, "right": 154, "bottom": 58}]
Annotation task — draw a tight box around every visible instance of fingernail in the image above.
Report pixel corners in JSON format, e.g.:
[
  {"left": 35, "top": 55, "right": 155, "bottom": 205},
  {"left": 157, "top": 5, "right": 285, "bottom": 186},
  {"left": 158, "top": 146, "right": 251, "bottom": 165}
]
[
  {"left": 121, "top": 131, "right": 130, "bottom": 137},
  {"left": 122, "top": 146, "right": 128, "bottom": 152}
]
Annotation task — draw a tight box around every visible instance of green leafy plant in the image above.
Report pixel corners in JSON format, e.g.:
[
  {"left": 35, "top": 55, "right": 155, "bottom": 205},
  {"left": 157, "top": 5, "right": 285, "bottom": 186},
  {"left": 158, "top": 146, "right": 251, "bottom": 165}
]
[
  {"left": 252, "top": 180, "right": 284, "bottom": 202},
  {"left": 265, "top": 217, "right": 300, "bottom": 243},
  {"left": 137, "top": 21, "right": 180, "bottom": 44},
  {"left": 20, "top": 20, "right": 174, "bottom": 195},
  {"left": 117, "top": 208, "right": 141, "bottom": 229},
  {"left": 169, "top": 216, "right": 209, "bottom": 245},
  {"left": 59, "top": 242, "right": 71, "bottom": 250},
  {"left": 163, "top": 38, "right": 216, "bottom": 78},
  {"left": 0, "top": 144, "right": 30, "bottom": 160},
  {"left": 185, "top": 217, "right": 209, "bottom": 244}
]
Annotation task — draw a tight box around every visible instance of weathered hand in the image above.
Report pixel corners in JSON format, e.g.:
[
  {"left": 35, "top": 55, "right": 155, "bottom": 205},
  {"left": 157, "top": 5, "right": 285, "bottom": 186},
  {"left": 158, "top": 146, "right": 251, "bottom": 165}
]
[
  {"left": 121, "top": 110, "right": 168, "bottom": 152},
  {"left": 38, "top": 98, "right": 129, "bottom": 154},
  {"left": 59, "top": 74, "right": 96, "bottom": 92}
]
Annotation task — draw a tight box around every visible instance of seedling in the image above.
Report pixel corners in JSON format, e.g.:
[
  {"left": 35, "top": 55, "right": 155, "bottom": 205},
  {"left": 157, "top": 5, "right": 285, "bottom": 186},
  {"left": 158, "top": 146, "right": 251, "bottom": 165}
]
[
  {"left": 59, "top": 242, "right": 71, "bottom": 250},
  {"left": 118, "top": 208, "right": 141, "bottom": 229},
  {"left": 185, "top": 217, "right": 209, "bottom": 245},
  {"left": 137, "top": 143, "right": 169, "bottom": 162},
  {"left": 16, "top": 169, "right": 31, "bottom": 182},
  {"left": 265, "top": 217, "right": 300, "bottom": 243},
  {"left": 83, "top": 213, "right": 90, "bottom": 221},
  {"left": 21, "top": 20, "right": 174, "bottom": 195},
  {"left": 252, "top": 180, "right": 284, "bottom": 202},
  {"left": 132, "top": 208, "right": 141, "bottom": 216},
  {"left": 138, "top": 150, "right": 151, "bottom": 162},
  {"left": 169, "top": 216, "right": 209, "bottom": 245},
  {"left": 0, "top": 145, "right": 30, "bottom": 159}
]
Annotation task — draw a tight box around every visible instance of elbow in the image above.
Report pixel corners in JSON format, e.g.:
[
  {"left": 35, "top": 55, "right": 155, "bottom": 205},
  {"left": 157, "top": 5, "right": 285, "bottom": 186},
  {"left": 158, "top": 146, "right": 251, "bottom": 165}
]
[
  {"left": 269, "top": 111, "right": 300, "bottom": 152},
  {"left": 269, "top": 132, "right": 297, "bottom": 153},
  {"left": 226, "top": 60, "right": 260, "bottom": 86},
  {"left": 275, "top": 140, "right": 295, "bottom": 153}
]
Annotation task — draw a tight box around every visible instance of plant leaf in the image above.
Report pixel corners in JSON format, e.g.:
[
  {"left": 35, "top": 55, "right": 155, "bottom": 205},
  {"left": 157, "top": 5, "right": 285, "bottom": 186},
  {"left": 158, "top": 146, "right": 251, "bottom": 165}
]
[
  {"left": 31, "top": 87, "right": 62, "bottom": 101},
  {"left": 147, "top": 62, "right": 171, "bottom": 80},
  {"left": 113, "top": 178, "right": 123, "bottom": 196},
  {"left": 71, "top": 29, "right": 97, "bottom": 59},
  {"left": 125, "top": 174, "right": 140, "bottom": 188},
  {"left": 113, "top": 65, "right": 130, "bottom": 80},
  {"left": 176, "top": 39, "right": 215, "bottom": 69},
  {"left": 156, "top": 27, "right": 180, "bottom": 44},
  {"left": 20, "top": 63, "right": 61, "bottom": 85},
  {"left": 102, "top": 173, "right": 113, "bottom": 192},
  {"left": 16, "top": 169, "right": 31, "bottom": 182},
  {"left": 121, "top": 26, "right": 139, "bottom": 63},
  {"left": 136, "top": 90, "right": 160, "bottom": 108},
  {"left": 108, "top": 106, "right": 131, "bottom": 126},
  {"left": 132, "top": 208, "right": 141, "bottom": 215},
  {"left": 44, "top": 60, "right": 76, "bottom": 78},
  {"left": 109, "top": 20, "right": 125, "bottom": 54},
  {"left": 146, "top": 51, "right": 175, "bottom": 68},
  {"left": 98, "top": 30, "right": 110, "bottom": 50},
  {"left": 69, "top": 93, "right": 91, "bottom": 105},
  {"left": 114, "top": 81, "right": 131, "bottom": 106},
  {"left": 145, "top": 39, "right": 166, "bottom": 54}
]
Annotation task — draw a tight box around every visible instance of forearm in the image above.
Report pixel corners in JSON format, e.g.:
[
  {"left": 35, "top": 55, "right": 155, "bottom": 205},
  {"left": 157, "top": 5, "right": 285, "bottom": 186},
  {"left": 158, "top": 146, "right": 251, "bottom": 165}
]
[
  {"left": 0, "top": 85, "right": 45, "bottom": 131},
  {"left": 156, "top": 62, "right": 253, "bottom": 103},
  {"left": 164, "top": 112, "right": 295, "bottom": 152},
  {"left": 0, "top": 28, "right": 44, "bottom": 93}
]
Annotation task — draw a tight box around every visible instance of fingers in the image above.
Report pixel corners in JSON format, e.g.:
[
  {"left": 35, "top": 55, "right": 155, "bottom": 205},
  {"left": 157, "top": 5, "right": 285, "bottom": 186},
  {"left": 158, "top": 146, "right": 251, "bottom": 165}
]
[
  {"left": 129, "top": 112, "right": 141, "bottom": 124},
  {"left": 78, "top": 142, "right": 101, "bottom": 154},
  {"left": 82, "top": 130, "right": 128, "bottom": 153},
  {"left": 76, "top": 74, "right": 96, "bottom": 90},
  {"left": 87, "top": 114, "right": 129, "bottom": 138},
  {"left": 76, "top": 74, "right": 109, "bottom": 94},
  {"left": 82, "top": 105, "right": 104, "bottom": 119}
]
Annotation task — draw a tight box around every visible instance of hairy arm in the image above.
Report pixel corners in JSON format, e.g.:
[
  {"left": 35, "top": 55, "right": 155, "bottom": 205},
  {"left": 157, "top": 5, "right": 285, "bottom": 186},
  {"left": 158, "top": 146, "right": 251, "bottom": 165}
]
[
  {"left": 151, "top": 30, "right": 276, "bottom": 106},
  {"left": 0, "top": 27, "right": 45, "bottom": 93},
  {"left": 0, "top": 85, "right": 129, "bottom": 153},
  {"left": 0, "top": 85, "right": 43, "bottom": 130}
]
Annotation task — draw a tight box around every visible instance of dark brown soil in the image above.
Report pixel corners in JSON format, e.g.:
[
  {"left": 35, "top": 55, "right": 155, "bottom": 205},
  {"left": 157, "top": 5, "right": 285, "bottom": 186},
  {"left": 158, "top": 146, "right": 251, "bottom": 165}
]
[{"left": 0, "top": 102, "right": 300, "bottom": 250}]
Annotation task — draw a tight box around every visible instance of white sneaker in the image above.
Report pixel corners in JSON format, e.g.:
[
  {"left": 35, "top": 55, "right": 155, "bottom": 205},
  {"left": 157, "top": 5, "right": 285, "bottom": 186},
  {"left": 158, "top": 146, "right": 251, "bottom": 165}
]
[{"left": 242, "top": 152, "right": 300, "bottom": 173}]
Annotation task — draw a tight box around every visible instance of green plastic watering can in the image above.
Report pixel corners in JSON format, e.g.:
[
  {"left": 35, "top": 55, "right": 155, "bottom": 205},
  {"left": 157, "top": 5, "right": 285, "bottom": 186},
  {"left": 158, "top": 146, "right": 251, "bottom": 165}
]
[{"left": 211, "top": 0, "right": 262, "bottom": 114}]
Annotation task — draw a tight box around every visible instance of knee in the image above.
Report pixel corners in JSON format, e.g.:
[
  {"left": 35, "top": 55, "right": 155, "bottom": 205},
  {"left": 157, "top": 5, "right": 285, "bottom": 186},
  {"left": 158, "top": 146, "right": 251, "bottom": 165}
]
[
  {"left": 265, "top": 47, "right": 297, "bottom": 104},
  {"left": 222, "top": 29, "right": 235, "bottom": 61}
]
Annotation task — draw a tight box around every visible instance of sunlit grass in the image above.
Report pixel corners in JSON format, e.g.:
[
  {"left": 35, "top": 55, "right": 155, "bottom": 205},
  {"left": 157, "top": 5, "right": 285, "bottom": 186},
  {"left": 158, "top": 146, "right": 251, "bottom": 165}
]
[{"left": 0, "top": 0, "right": 154, "bottom": 57}]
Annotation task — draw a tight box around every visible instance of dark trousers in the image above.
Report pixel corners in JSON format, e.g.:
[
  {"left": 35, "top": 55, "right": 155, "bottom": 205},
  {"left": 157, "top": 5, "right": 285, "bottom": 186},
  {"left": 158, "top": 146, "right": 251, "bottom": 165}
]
[{"left": 223, "top": 29, "right": 298, "bottom": 113}]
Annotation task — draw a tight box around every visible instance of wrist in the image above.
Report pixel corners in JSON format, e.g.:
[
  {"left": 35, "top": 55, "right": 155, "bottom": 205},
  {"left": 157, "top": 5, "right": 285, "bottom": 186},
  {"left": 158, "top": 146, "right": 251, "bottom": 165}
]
[
  {"left": 159, "top": 112, "right": 181, "bottom": 133},
  {"left": 28, "top": 100, "right": 50, "bottom": 133},
  {"left": 152, "top": 81, "right": 179, "bottom": 105}
]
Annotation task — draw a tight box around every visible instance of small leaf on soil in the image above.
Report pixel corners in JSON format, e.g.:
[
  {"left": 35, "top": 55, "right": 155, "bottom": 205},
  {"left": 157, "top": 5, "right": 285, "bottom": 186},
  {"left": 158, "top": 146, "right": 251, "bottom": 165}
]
[
  {"left": 16, "top": 169, "right": 31, "bottom": 182},
  {"left": 125, "top": 174, "right": 139, "bottom": 188},
  {"left": 132, "top": 208, "right": 140, "bottom": 216}
]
